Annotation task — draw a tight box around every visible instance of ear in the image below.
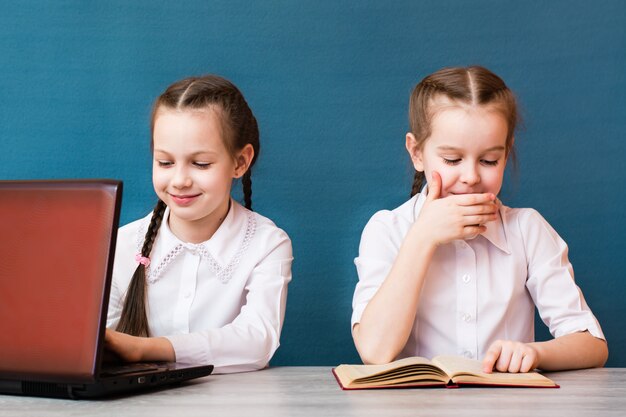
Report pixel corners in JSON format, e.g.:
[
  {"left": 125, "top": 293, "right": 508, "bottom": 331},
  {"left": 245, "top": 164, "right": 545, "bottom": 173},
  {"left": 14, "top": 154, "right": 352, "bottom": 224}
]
[
  {"left": 233, "top": 144, "right": 255, "bottom": 179},
  {"left": 405, "top": 133, "right": 425, "bottom": 172}
]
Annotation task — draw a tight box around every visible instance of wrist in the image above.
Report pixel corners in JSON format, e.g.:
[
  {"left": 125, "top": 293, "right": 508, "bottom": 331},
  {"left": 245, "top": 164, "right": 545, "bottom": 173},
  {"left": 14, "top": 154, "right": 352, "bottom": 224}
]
[
  {"left": 408, "top": 221, "right": 438, "bottom": 252},
  {"left": 141, "top": 337, "right": 176, "bottom": 362},
  {"left": 136, "top": 336, "right": 149, "bottom": 362},
  {"left": 527, "top": 342, "right": 544, "bottom": 369}
]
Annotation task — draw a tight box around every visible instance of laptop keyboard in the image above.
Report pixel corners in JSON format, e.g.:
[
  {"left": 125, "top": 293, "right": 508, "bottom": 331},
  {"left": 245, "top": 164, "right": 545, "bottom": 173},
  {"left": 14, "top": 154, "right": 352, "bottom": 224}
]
[{"left": 99, "top": 362, "right": 163, "bottom": 377}]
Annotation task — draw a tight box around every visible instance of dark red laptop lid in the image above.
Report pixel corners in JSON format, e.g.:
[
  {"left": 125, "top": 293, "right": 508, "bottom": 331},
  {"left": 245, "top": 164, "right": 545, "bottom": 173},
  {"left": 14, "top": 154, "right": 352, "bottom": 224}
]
[{"left": 0, "top": 180, "right": 121, "bottom": 383}]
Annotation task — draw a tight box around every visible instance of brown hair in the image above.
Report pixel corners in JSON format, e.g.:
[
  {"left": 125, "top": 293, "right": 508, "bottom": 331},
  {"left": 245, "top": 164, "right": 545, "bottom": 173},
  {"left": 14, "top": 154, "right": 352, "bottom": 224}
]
[
  {"left": 116, "top": 75, "right": 260, "bottom": 337},
  {"left": 408, "top": 66, "right": 519, "bottom": 196}
]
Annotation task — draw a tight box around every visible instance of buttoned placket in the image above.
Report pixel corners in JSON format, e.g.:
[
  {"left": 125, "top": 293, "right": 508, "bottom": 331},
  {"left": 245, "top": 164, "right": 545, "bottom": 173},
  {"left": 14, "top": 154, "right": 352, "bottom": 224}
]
[
  {"left": 172, "top": 244, "right": 201, "bottom": 333},
  {"left": 455, "top": 240, "right": 478, "bottom": 359}
]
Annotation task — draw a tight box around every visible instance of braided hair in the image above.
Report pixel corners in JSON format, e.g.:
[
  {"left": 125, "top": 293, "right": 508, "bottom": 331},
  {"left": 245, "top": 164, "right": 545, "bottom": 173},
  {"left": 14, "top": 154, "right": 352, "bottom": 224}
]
[
  {"left": 116, "top": 75, "right": 260, "bottom": 336},
  {"left": 408, "top": 66, "right": 519, "bottom": 196},
  {"left": 117, "top": 200, "right": 166, "bottom": 337}
]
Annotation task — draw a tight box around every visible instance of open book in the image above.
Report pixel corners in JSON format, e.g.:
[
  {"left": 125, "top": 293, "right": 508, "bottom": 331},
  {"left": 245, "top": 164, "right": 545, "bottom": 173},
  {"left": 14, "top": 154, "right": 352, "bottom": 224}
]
[{"left": 333, "top": 355, "right": 558, "bottom": 389}]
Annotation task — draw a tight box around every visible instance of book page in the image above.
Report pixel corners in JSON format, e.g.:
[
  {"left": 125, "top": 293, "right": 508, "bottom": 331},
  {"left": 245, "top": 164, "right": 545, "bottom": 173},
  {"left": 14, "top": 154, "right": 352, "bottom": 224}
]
[
  {"left": 334, "top": 356, "right": 449, "bottom": 387},
  {"left": 432, "top": 355, "right": 557, "bottom": 387},
  {"left": 432, "top": 355, "right": 485, "bottom": 378}
]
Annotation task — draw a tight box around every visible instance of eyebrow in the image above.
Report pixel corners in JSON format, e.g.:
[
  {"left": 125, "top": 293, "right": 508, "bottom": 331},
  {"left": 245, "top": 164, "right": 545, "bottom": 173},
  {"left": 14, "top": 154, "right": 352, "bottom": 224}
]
[
  {"left": 436, "top": 145, "right": 505, "bottom": 152},
  {"left": 153, "top": 149, "right": 219, "bottom": 156}
]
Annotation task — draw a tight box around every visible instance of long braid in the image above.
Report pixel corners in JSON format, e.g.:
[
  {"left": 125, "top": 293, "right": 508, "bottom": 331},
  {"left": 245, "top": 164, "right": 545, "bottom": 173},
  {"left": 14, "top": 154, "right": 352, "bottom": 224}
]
[
  {"left": 242, "top": 171, "right": 253, "bottom": 210},
  {"left": 239, "top": 101, "right": 258, "bottom": 211},
  {"left": 117, "top": 200, "right": 166, "bottom": 337}
]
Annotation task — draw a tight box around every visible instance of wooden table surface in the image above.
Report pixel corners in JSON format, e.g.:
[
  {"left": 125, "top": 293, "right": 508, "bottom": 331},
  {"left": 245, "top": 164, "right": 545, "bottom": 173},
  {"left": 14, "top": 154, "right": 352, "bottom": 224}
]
[{"left": 1, "top": 367, "right": 624, "bottom": 416}]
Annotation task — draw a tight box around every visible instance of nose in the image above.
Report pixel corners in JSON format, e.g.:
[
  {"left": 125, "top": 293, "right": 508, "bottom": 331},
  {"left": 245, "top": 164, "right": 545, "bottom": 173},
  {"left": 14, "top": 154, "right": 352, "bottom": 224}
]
[
  {"left": 171, "top": 166, "right": 192, "bottom": 189},
  {"left": 460, "top": 162, "right": 480, "bottom": 186}
]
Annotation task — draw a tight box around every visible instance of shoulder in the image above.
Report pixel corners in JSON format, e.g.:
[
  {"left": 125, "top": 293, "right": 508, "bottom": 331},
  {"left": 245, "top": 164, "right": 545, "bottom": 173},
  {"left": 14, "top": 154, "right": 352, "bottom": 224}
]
[
  {"left": 114, "top": 211, "right": 154, "bottom": 265},
  {"left": 359, "top": 195, "right": 419, "bottom": 253},
  {"left": 236, "top": 203, "right": 292, "bottom": 259},
  {"left": 111, "top": 211, "right": 153, "bottom": 289},
  {"left": 501, "top": 205, "right": 556, "bottom": 233},
  {"left": 501, "top": 205, "right": 566, "bottom": 250},
  {"left": 117, "top": 212, "right": 153, "bottom": 249},
  {"left": 362, "top": 195, "right": 418, "bottom": 237}
]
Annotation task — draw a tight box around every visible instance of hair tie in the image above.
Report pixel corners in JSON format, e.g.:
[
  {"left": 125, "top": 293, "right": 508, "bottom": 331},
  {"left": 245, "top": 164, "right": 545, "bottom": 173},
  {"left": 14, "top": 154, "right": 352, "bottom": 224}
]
[{"left": 135, "top": 253, "right": 151, "bottom": 267}]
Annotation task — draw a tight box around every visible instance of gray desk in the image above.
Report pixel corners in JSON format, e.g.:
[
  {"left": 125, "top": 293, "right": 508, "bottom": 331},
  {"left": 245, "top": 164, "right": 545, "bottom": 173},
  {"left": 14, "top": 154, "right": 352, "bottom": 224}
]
[{"left": 1, "top": 367, "right": 624, "bottom": 416}]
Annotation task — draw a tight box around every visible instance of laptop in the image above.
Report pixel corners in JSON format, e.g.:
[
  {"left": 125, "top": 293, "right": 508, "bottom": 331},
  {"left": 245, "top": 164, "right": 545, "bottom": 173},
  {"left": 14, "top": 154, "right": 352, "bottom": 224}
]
[{"left": 0, "top": 179, "right": 213, "bottom": 399}]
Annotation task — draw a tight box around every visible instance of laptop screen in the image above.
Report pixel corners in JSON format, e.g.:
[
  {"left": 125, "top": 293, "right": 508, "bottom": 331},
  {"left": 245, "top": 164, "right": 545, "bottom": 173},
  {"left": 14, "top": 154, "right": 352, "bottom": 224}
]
[{"left": 0, "top": 180, "right": 121, "bottom": 383}]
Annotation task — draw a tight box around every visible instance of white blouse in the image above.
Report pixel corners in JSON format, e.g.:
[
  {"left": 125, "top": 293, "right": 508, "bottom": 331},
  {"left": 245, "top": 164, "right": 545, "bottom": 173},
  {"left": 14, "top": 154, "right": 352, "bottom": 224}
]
[
  {"left": 107, "top": 200, "right": 293, "bottom": 374},
  {"left": 353, "top": 191, "right": 605, "bottom": 361}
]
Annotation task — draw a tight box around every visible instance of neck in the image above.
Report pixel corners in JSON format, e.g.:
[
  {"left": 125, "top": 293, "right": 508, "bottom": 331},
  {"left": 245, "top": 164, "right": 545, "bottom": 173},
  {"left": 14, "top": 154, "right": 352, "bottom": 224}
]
[{"left": 168, "top": 198, "right": 231, "bottom": 244}]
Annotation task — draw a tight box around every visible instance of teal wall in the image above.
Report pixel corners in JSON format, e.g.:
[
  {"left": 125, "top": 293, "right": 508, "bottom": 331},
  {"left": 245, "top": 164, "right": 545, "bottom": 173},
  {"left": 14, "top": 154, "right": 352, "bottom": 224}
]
[{"left": 1, "top": 1, "right": 624, "bottom": 366}]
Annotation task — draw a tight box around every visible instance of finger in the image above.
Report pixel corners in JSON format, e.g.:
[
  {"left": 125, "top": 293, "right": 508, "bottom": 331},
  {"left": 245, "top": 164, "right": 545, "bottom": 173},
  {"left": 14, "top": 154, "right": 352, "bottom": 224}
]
[
  {"left": 461, "top": 202, "right": 499, "bottom": 216},
  {"left": 463, "top": 215, "right": 498, "bottom": 227},
  {"left": 520, "top": 353, "right": 536, "bottom": 373},
  {"left": 508, "top": 348, "right": 524, "bottom": 373},
  {"left": 463, "top": 225, "right": 486, "bottom": 239},
  {"left": 495, "top": 342, "right": 514, "bottom": 372},
  {"left": 454, "top": 193, "right": 496, "bottom": 206},
  {"left": 482, "top": 343, "right": 502, "bottom": 373},
  {"left": 427, "top": 171, "right": 442, "bottom": 201}
]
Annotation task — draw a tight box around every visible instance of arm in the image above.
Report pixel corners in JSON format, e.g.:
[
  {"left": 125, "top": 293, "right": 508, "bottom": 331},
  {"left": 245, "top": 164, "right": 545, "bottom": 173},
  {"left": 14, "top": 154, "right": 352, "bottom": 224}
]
[
  {"left": 104, "top": 219, "right": 172, "bottom": 361},
  {"left": 482, "top": 331, "right": 608, "bottom": 373},
  {"left": 482, "top": 209, "right": 607, "bottom": 373},
  {"left": 166, "top": 232, "right": 292, "bottom": 373},
  {"left": 105, "top": 329, "right": 175, "bottom": 362},
  {"left": 532, "top": 331, "right": 607, "bottom": 370},
  {"left": 105, "top": 220, "right": 292, "bottom": 372},
  {"left": 352, "top": 227, "right": 436, "bottom": 364},
  {"left": 353, "top": 172, "right": 499, "bottom": 364}
]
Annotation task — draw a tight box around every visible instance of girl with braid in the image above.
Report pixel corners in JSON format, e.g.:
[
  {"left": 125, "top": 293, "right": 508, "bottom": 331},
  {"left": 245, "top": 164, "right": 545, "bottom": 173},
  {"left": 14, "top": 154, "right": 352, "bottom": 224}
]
[
  {"left": 105, "top": 75, "right": 293, "bottom": 373},
  {"left": 351, "top": 66, "right": 607, "bottom": 372}
]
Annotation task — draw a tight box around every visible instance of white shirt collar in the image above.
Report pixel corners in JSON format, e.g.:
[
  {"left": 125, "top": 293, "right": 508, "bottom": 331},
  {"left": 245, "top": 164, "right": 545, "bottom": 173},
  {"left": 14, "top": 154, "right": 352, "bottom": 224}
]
[
  {"left": 140, "top": 199, "right": 256, "bottom": 283},
  {"left": 480, "top": 204, "right": 511, "bottom": 254}
]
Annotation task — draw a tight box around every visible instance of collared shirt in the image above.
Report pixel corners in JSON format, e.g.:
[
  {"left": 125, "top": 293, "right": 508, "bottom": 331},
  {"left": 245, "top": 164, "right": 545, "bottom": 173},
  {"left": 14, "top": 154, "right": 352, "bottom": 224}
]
[
  {"left": 352, "top": 191, "right": 605, "bottom": 361},
  {"left": 107, "top": 200, "right": 292, "bottom": 374}
]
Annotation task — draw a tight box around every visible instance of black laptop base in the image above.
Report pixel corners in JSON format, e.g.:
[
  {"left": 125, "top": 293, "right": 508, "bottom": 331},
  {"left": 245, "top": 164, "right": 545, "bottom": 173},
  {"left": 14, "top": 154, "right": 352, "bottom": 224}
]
[{"left": 0, "top": 363, "right": 213, "bottom": 399}]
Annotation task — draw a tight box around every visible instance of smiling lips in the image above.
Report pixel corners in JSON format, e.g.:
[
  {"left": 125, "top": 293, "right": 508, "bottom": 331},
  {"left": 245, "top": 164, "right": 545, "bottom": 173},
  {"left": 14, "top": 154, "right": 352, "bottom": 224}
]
[{"left": 169, "top": 193, "right": 201, "bottom": 206}]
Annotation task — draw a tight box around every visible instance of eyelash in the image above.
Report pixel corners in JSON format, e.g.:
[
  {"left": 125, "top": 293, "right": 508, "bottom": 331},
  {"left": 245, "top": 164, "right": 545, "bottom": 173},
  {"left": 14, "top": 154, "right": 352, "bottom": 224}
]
[
  {"left": 156, "top": 161, "right": 212, "bottom": 169},
  {"left": 442, "top": 158, "right": 499, "bottom": 166},
  {"left": 193, "top": 162, "right": 211, "bottom": 169}
]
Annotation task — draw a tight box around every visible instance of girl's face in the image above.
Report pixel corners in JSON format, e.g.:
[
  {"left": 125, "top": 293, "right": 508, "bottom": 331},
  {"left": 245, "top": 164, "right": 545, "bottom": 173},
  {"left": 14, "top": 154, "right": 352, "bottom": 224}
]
[
  {"left": 408, "top": 105, "right": 509, "bottom": 198},
  {"left": 152, "top": 108, "right": 251, "bottom": 243}
]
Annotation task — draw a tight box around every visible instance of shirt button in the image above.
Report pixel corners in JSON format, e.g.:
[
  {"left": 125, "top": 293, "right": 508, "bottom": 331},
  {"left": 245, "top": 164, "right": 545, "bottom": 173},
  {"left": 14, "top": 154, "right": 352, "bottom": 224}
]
[
  {"left": 463, "top": 350, "right": 473, "bottom": 358},
  {"left": 462, "top": 274, "right": 471, "bottom": 283},
  {"left": 461, "top": 313, "right": 472, "bottom": 322},
  {"left": 184, "top": 292, "right": 192, "bottom": 299}
]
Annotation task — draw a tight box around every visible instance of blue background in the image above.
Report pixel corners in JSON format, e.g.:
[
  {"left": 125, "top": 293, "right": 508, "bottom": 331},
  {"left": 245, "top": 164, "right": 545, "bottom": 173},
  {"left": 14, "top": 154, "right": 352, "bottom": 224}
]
[{"left": 1, "top": 1, "right": 624, "bottom": 366}]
